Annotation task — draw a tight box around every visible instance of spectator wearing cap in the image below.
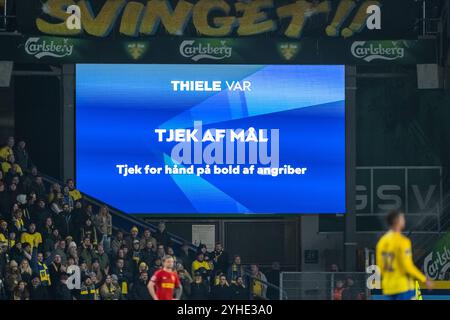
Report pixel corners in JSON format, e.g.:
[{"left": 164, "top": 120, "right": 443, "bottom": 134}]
[
  {"left": 125, "top": 226, "right": 140, "bottom": 250},
  {"left": 100, "top": 274, "right": 120, "bottom": 300},
  {"left": 231, "top": 276, "right": 249, "bottom": 300},
  {"left": 0, "top": 137, "right": 14, "bottom": 162},
  {"left": 131, "top": 239, "right": 142, "bottom": 268},
  {"left": 20, "top": 223, "right": 42, "bottom": 250},
  {"left": 129, "top": 271, "right": 152, "bottom": 300},
  {"left": 139, "top": 228, "right": 157, "bottom": 250},
  {"left": 66, "top": 179, "right": 82, "bottom": 202},
  {"left": 190, "top": 270, "right": 210, "bottom": 300},
  {"left": 29, "top": 275, "right": 49, "bottom": 300},
  {"left": 155, "top": 222, "right": 172, "bottom": 248}
]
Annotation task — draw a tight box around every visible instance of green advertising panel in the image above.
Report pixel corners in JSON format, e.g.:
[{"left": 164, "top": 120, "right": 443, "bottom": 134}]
[
  {"left": 0, "top": 35, "right": 437, "bottom": 65},
  {"left": 424, "top": 232, "right": 450, "bottom": 280}
]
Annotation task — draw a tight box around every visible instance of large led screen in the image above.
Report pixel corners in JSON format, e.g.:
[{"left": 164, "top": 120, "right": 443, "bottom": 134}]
[{"left": 76, "top": 64, "right": 346, "bottom": 214}]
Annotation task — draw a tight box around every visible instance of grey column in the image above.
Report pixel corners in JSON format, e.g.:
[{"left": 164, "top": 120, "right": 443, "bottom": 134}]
[
  {"left": 62, "top": 64, "right": 75, "bottom": 182},
  {"left": 344, "top": 65, "right": 357, "bottom": 271}
]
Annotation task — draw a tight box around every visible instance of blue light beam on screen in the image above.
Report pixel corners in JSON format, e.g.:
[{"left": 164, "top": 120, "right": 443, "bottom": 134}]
[{"left": 75, "top": 64, "right": 346, "bottom": 214}]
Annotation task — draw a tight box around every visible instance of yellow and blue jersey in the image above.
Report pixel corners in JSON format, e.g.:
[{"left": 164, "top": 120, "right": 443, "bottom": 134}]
[{"left": 376, "top": 231, "right": 427, "bottom": 296}]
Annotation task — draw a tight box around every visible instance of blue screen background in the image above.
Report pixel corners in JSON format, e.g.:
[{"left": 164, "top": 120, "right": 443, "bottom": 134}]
[{"left": 76, "top": 64, "right": 346, "bottom": 214}]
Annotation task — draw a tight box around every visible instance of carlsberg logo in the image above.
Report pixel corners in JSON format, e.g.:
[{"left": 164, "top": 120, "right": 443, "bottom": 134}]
[
  {"left": 25, "top": 37, "right": 74, "bottom": 59},
  {"left": 423, "top": 246, "right": 450, "bottom": 280},
  {"left": 351, "top": 41, "right": 405, "bottom": 62},
  {"left": 180, "top": 40, "right": 232, "bottom": 61}
]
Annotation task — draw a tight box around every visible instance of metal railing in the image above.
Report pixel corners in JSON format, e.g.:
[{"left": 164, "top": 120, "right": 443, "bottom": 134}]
[
  {"left": 39, "top": 172, "right": 198, "bottom": 251},
  {"left": 0, "top": 0, "right": 15, "bottom": 32},
  {"left": 39, "top": 172, "right": 288, "bottom": 300},
  {"left": 279, "top": 272, "right": 369, "bottom": 300}
]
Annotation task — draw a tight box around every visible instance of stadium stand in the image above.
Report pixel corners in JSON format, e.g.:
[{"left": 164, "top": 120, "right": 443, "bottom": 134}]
[{"left": 0, "top": 136, "right": 284, "bottom": 300}]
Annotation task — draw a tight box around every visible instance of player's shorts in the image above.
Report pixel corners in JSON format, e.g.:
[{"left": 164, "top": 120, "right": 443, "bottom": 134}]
[{"left": 384, "top": 290, "right": 416, "bottom": 300}]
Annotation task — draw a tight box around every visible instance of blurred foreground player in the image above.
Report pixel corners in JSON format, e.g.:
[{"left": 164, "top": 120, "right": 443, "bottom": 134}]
[
  {"left": 148, "top": 255, "right": 182, "bottom": 300},
  {"left": 376, "top": 210, "right": 432, "bottom": 300}
]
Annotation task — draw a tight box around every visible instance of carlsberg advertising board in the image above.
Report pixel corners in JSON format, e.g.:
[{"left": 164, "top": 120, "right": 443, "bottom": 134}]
[{"left": 423, "top": 232, "right": 450, "bottom": 280}]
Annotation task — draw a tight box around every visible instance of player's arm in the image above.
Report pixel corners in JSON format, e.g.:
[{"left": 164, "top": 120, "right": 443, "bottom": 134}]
[
  {"left": 148, "top": 278, "right": 158, "bottom": 300},
  {"left": 399, "top": 239, "right": 427, "bottom": 283}
]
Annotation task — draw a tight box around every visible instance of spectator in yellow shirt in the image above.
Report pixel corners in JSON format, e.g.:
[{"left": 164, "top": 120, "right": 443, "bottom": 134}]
[
  {"left": 67, "top": 179, "right": 82, "bottom": 201},
  {"left": 0, "top": 136, "right": 14, "bottom": 161},
  {"left": 2, "top": 154, "right": 23, "bottom": 176},
  {"left": 0, "top": 219, "right": 8, "bottom": 247},
  {"left": 191, "top": 252, "right": 212, "bottom": 277},
  {"left": 249, "top": 264, "right": 268, "bottom": 299},
  {"left": 20, "top": 223, "right": 42, "bottom": 250}
]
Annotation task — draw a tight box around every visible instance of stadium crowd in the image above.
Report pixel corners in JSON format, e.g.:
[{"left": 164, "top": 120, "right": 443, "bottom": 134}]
[{"left": 0, "top": 136, "right": 280, "bottom": 300}]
